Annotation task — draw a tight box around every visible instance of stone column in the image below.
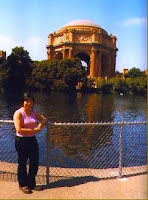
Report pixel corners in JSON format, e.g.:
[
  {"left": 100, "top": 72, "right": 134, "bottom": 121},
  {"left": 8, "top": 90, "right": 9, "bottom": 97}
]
[
  {"left": 97, "top": 52, "right": 102, "bottom": 77},
  {"left": 90, "top": 47, "right": 96, "bottom": 78},
  {"left": 111, "top": 35, "right": 117, "bottom": 48},
  {"left": 69, "top": 29, "right": 74, "bottom": 42},
  {"left": 47, "top": 47, "right": 52, "bottom": 59},
  {"left": 68, "top": 48, "right": 72, "bottom": 58},
  {"left": 92, "top": 29, "right": 96, "bottom": 42},
  {"left": 108, "top": 55, "right": 112, "bottom": 78},
  {"left": 92, "top": 33, "right": 95, "bottom": 42},
  {"left": 109, "top": 52, "right": 116, "bottom": 77},
  {"left": 48, "top": 34, "right": 53, "bottom": 45},
  {"left": 62, "top": 48, "right": 66, "bottom": 59},
  {"left": 98, "top": 30, "right": 102, "bottom": 43},
  {"left": 111, "top": 53, "right": 116, "bottom": 77}
]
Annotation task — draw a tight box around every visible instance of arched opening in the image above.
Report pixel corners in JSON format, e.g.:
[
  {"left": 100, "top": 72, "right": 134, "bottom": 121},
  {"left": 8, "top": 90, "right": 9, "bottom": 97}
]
[
  {"left": 74, "top": 52, "right": 90, "bottom": 75},
  {"left": 54, "top": 52, "right": 63, "bottom": 60},
  {"left": 81, "top": 60, "right": 87, "bottom": 71}
]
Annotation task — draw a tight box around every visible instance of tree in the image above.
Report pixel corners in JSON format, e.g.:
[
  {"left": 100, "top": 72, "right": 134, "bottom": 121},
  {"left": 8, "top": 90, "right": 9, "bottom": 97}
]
[
  {"left": 96, "top": 78, "right": 112, "bottom": 94},
  {"left": 125, "top": 77, "right": 147, "bottom": 95},
  {"left": 115, "top": 70, "right": 122, "bottom": 77},
  {"left": 27, "top": 60, "right": 57, "bottom": 92},
  {"left": 0, "top": 57, "right": 7, "bottom": 92},
  {"left": 125, "top": 67, "right": 145, "bottom": 78},
  {"left": 108, "top": 77, "right": 128, "bottom": 94},
  {"left": 27, "top": 58, "right": 86, "bottom": 92},
  {"left": 54, "top": 58, "right": 87, "bottom": 91},
  {"left": 4, "top": 47, "right": 32, "bottom": 92}
]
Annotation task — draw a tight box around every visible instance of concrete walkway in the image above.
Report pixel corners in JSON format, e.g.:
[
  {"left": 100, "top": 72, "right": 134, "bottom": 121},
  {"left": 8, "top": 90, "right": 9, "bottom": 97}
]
[{"left": 0, "top": 174, "right": 147, "bottom": 199}]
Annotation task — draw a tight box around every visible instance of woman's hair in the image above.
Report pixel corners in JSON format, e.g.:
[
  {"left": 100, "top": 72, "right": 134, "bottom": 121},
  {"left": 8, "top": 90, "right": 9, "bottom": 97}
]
[{"left": 23, "top": 92, "right": 35, "bottom": 104}]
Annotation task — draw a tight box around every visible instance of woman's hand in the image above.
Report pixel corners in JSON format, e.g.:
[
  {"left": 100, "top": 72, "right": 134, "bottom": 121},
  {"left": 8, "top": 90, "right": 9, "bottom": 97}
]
[
  {"left": 35, "top": 113, "right": 47, "bottom": 129},
  {"left": 34, "top": 126, "right": 42, "bottom": 132}
]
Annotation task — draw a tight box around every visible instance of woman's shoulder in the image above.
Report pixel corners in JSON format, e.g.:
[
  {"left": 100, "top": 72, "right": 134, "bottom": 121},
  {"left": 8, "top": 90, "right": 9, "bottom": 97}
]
[
  {"left": 14, "top": 108, "right": 23, "bottom": 117},
  {"left": 13, "top": 108, "right": 24, "bottom": 122}
]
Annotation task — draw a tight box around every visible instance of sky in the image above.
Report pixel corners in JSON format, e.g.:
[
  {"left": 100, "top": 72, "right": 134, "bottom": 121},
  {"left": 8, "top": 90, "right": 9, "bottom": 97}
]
[{"left": 0, "top": 0, "right": 147, "bottom": 72}]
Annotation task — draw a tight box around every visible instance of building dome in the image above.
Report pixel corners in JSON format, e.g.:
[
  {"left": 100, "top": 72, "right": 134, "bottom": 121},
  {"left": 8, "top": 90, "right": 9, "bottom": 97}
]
[
  {"left": 63, "top": 19, "right": 101, "bottom": 28},
  {"left": 57, "top": 19, "right": 104, "bottom": 34}
]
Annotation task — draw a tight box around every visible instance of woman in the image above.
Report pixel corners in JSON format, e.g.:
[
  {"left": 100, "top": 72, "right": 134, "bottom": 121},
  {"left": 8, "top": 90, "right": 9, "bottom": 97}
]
[{"left": 13, "top": 92, "right": 47, "bottom": 194}]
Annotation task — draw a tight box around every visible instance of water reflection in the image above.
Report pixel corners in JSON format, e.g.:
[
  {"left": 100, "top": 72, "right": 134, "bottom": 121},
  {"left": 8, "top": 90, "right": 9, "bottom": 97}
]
[
  {"left": 32, "top": 92, "right": 115, "bottom": 123},
  {"left": 76, "top": 93, "right": 115, "bottom": 122},
  {"left": 49, "top": 124, "right": 115, "bottom": 168}
]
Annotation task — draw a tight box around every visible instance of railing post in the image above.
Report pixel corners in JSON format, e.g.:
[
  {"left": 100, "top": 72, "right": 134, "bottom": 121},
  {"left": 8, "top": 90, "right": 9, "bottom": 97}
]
[
  {"left": 119, "top": 122, "right": 124, "bottom": 178},
  {"left": 46, "top": 124, "right": 50, "bottom": 185}
]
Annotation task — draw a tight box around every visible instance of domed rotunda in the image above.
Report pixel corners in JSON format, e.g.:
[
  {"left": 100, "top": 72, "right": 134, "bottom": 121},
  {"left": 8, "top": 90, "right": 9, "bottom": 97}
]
[{"left": 46, "top": 20, "right": 118, "bottom": 78}]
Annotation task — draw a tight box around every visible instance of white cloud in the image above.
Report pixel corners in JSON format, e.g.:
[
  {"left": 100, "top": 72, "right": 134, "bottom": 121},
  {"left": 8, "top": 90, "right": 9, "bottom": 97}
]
[
  {"left": 0, "top": 35, "right": 18, "bottom": 56},
  {"left": 24, "top": 36, "right": 46, "bottom": 60},
  {"left": 123, "top": 17, "right": 147, "bottom": 26},
  {"left": 0, "top": 35, "right": 18, "bottom": 50},
  {"left": 26, "top": 36, "right": 42, "bottom": 46},
  {"left": 0, "top": 35, "right": 46, "bottom": 60},
  {"left": 0, "top": 35, "right": 13, "bottom": 46}
]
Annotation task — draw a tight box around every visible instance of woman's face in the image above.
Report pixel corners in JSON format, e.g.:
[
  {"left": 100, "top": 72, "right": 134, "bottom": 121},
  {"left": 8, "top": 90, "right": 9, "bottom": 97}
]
[{"left": 23, "top": 99, "right": 34, "bottom": 110}]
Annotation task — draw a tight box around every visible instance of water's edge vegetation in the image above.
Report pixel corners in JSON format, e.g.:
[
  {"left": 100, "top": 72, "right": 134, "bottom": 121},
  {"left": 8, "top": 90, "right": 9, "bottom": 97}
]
[{"left": 0, "top": 47, "right": 147, "bottom": 95}]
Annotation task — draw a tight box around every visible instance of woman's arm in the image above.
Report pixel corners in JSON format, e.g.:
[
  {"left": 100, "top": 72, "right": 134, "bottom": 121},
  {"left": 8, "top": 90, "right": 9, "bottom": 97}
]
[
  {"left": 35, "top": 111, "right": 47, "bottom": 129},
  {"left": 13, "top": 110, "right": 42, "bottom": 135}
]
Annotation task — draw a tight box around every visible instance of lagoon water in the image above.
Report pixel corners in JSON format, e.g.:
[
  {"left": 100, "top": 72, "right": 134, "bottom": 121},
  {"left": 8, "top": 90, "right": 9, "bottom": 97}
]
[
  {"left": 0, "top": 92, "right": 147, "bottom": 168},
  {"left": 0, "top": 92, "right": 146, "bottom": 122}
]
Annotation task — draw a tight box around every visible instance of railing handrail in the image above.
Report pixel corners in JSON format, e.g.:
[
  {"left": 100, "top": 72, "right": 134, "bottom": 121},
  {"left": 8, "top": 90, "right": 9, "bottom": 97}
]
[
  {"left": 0, "top": 119, "right": 147, "bottom": 125},
  {"left": 49, "top": 121, "right": 147, "bottom": 125},
  {"left": 0, "top": 120, "right": 13, "bottom": 123}
]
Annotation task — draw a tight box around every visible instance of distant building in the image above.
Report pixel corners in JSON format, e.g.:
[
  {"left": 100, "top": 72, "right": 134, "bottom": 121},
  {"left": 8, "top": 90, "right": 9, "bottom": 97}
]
[
  {"left": 46, "top": 20, "right": 118, "bottom": 78},
  {"left": 122, "top": 68, "right": 128, "bottom": 75},
  {"left": 122, "top": 69, "right": 128, "bottom": 79},
  {"left": 0, "top": 51, "right": 6, "bottom": 59}
]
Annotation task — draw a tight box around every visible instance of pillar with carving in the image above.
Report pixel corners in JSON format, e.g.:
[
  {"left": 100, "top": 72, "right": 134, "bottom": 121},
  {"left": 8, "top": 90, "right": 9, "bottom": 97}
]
[
  {"left": 108, "top": 55, "right": 112, "bottom": 78},
  {"left": 69, "top": 29, "right": 74, "bottom": 42},
  {"left": 96, "top": 51, "right": 102, "bottom": 77},
  {"left": 47, "top": 47, "right": 52, "bottom": 59},
  {"left": 111, "top": 52, "right": 116, "bottom": 77},
  {"left": 111, "top": 35, "right": 117, "bottom": 49},
  {"left": 90, "top": 47, "right": 96, "bottom": 77},
  {"left": 92, "top": 29, "right": 96, "bottom": 43},
  {"left": 62, "top": 48, "right": 66, "bottom": 59},
  {"left": 48, "top": 34, "right": 53, "bottom": 45},
  {"left": 68, "top": 48, "right": 72, "bottom": 58}
]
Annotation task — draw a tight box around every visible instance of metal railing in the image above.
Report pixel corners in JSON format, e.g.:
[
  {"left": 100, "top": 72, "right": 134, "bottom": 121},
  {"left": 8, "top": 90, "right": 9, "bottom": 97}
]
[{"left": 0, "top": 120, "right": 147, "bottom": 184}]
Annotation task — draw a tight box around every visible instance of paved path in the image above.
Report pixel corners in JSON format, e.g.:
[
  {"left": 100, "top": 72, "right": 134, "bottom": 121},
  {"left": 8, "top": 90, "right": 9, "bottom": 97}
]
[{"left": 0, "top": 174, "right": 147, "bottom": 199}]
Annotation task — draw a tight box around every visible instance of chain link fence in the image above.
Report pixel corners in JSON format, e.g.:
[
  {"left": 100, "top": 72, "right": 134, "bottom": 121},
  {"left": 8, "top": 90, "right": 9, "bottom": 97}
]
[{"left": 0, "top": 120, "right": 147, "bottom": 185}]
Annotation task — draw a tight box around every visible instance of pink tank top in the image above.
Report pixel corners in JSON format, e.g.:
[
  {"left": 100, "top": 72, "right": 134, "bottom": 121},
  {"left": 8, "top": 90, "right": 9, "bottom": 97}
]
[{"left": 16, "top": 107, "right": 37, "bottom": 137}]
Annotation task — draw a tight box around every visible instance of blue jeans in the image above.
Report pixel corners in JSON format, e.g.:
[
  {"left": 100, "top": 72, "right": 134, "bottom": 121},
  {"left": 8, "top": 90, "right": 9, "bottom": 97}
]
[{"left": 15, "top": 136, "right": 39, "bottom": 188}]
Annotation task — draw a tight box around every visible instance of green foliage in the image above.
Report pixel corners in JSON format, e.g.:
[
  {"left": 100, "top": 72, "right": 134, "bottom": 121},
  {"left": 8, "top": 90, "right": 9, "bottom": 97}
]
[
  {"left": 107, "top": 77, "right": 128, "bottom": 94},
  {"left": 96, "top": 78, "right": 112, "bottom": 94},
  {"left": 56, "top": 58, "right": 84, "bottom": 90},
  {"left": 27, "top": 60, "right": 57, "bottom": 92},
  {"left": 27, "top": 58, "right": 87, "bottom": 92},
  {"left": 4, "top": 47, "right": 32, "bottom": 92},
  {"left": 53, "top": 79, "right": 69, "bottom": 91},
  {"left": 125, "top": 67, "right": 145, "bottom": 78},
  {"left": 79, "top": 77, "right": 96, "bottom": 92},
  {"left": 115, "top": 70, "right": 122, "bottom": 78},
  {"left": 125, "top": 77, "right": 147, "bottom": 95}
]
